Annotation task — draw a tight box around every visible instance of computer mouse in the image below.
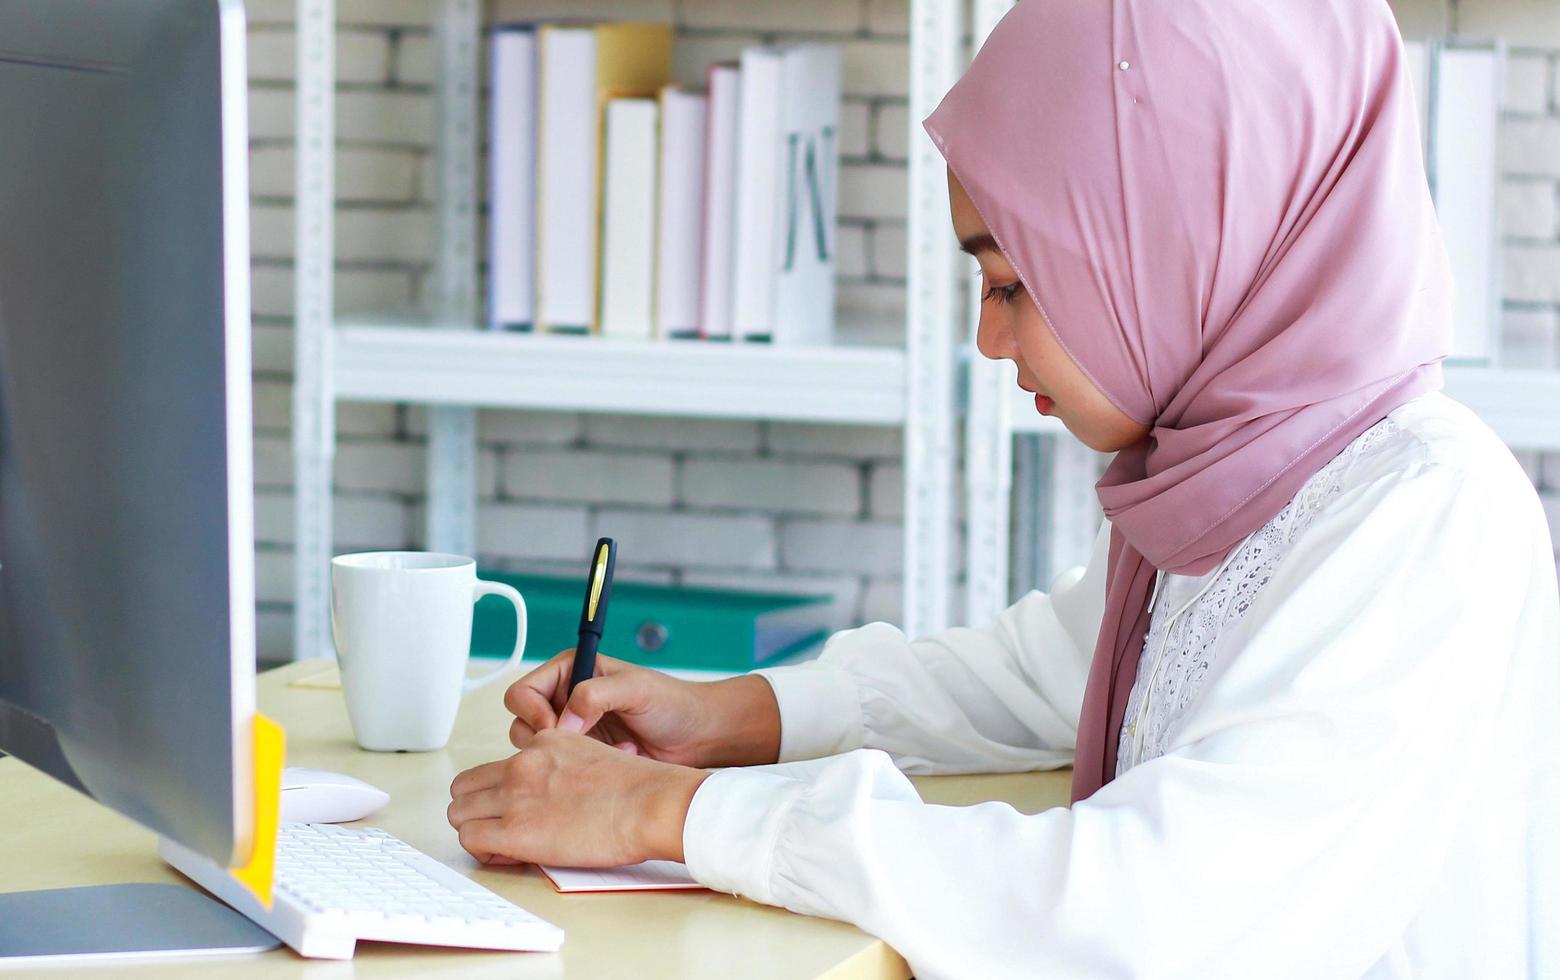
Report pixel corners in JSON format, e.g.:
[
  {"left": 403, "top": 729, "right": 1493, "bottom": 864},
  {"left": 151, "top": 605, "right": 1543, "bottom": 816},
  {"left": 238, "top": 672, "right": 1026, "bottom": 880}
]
[{"left": 280, "top": 767, "right": 390, "bottom": 824}]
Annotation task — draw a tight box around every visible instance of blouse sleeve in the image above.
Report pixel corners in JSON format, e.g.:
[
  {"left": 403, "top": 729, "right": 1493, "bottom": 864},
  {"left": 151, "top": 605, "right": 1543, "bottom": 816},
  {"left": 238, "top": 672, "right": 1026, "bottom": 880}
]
[
  {"left": 749, "top": 519, "right": 1110, "bottom": 774},
  {"left": 685, "top": 455, "right": 1554, "bottom": 979}
]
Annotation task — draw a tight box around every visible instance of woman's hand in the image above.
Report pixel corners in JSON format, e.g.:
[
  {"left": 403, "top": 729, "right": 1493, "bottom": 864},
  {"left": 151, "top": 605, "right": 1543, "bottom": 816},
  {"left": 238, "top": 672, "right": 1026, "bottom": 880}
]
[
  {"left": 447, "top": 728, "right": 709, "bottom": 867},
  {"left": 503, "top": 649, "right": 781, "bottom": 769}
]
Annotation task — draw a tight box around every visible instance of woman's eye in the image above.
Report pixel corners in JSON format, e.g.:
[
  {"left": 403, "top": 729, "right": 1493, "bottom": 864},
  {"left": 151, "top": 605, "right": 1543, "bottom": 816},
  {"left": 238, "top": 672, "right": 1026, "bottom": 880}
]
[{"left": 980, "top": 281, "right": 1022, "bottom": 305}]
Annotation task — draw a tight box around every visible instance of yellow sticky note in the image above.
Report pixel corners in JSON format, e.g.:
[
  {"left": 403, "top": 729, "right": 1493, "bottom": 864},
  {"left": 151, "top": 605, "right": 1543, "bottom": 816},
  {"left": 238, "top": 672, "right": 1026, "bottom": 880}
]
[{"left": 231, "top": 712, "right": 285, "bottom": 908}]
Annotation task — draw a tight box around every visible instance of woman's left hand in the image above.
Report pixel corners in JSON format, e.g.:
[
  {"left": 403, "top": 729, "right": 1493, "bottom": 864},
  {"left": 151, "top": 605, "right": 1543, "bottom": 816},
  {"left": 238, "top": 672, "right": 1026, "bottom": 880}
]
[{"left": 447, "top": 727, "right": 710, "bottom": 867}]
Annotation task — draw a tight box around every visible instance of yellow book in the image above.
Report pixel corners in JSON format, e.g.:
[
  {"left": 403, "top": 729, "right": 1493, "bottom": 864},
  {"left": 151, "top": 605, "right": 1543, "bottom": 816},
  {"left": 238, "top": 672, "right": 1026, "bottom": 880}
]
[{"left": 535, "top": 21, "right": 671, "bottom": 335}]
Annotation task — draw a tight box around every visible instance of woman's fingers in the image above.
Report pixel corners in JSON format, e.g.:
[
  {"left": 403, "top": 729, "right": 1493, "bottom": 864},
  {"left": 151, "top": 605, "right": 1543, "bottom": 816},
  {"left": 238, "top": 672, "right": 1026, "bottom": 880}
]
[
  {"left": 545, "top": 651, "right": 631, "bottom": 715},
  {"left": 558, "top": 671, "right": 644, "bottom": 734},
  {"left": 449, "top": 758, "right": 507, "bottom": 798},
  {"left": 503, "top": 653, "right": 569, "bottom": 719},
  {"left": 446, "top": 786, "right": 507, "bottom": 828},
  {"left": 509, "top": 716, "right": 538, "bottom": 749},
  {"left": 456, "top": 817, "right": 519, "bottom": 864},
  {"left": 507, "top": 685, "right": 558, "bottom": 741}
]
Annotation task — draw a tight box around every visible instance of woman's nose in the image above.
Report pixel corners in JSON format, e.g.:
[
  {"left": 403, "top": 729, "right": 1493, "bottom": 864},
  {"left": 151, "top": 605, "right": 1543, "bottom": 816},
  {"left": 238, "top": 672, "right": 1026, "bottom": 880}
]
[{"left": 974, "top": 307, "right": 1016, "bottom": 362}]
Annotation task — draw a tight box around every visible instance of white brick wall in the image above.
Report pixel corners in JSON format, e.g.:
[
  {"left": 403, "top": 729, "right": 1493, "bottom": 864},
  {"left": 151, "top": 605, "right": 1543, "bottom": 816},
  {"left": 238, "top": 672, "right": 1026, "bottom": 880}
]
[
  {"left": 1504, "top": 53, "right": 1549, "bottom": 115},
  {"left": 680, "top": 458, "right": 862, "bottom": 516},
  {"left": 504, "top": 449, "right": 676, "bottom": 507},
  {"left": 1465, "top": 13, "right": 1560, "bottom": 586},
  {"left": 248, "top": 0, "right": 1560, "bottom": 662}
]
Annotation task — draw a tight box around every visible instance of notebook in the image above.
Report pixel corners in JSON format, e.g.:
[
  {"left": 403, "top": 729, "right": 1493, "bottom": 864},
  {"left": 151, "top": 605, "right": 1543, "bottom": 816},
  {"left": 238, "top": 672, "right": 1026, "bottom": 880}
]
[{"left": 539, "top": 860, "right": 704, "bottom": 893}]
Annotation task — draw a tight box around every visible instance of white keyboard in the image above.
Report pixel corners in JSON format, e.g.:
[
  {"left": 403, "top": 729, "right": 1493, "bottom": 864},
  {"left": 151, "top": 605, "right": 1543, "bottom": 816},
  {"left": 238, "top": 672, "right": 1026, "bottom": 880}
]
[{"left": 159, "top": 822, "right": 564, "bottom": 960}]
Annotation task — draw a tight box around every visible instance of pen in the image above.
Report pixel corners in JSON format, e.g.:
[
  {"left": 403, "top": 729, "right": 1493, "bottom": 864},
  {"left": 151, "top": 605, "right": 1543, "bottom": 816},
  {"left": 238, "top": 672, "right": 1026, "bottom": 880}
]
[{"left": 566, "top": 537, "right": 616, "bottom": 700}]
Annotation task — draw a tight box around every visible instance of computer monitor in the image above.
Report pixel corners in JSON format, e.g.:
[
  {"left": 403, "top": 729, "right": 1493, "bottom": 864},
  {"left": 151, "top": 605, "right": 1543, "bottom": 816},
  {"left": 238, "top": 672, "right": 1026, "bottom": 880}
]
[{"left": 0, "top": 0, "right": 275, "bottom": 961}]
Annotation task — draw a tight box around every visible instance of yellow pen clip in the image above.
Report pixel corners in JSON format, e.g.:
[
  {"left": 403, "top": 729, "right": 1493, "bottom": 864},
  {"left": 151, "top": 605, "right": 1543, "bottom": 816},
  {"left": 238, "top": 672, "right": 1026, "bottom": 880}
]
[{"left": 586, "top": 541, "right": 609, "bottom": 621}]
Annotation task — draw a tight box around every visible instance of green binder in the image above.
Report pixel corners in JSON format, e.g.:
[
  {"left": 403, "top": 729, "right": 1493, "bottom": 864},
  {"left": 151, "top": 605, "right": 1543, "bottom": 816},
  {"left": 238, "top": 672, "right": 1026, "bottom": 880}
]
[{"left": 470, "top": 571, "right": 832, "bottom": 673}]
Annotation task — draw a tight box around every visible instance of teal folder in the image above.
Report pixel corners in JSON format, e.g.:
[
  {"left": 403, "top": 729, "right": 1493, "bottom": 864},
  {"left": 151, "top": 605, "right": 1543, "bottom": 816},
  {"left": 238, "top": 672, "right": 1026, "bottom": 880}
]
[{"left": 470, "top": 571, "right": 832, "bottom": 673}]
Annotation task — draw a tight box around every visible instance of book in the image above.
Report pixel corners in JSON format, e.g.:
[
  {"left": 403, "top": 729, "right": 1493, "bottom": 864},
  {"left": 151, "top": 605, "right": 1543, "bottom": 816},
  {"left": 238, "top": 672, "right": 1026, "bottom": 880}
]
[
  {"left": 730, "top": 46, "right": 785, "bottom": 342},
  {"left": 698, "top": 62, "right": 741, "bottom": 340},
  {"left": 539, "top": 861, "right": 703, "bottom": 893},
  {"left": 655, "top": 85, "right": 708, "bottom": 339},
  {"left": 587, "top": 22, "right": 674, "bottom": 334},
  {"left": 534, "top": 21, "right": 672, "bottom": 335},
  {"left": 599, "top": 97, "right": 659, "bottom": 339},
  {"left": 487, "top": 25, "right": 537, "bottom": 330},
  {"left": 729, "top": 44, "right": 842, "bottom": 345},
  {"left": 1431, "top": 42, "right": 1501, "bottom": 364},
  {"left": 534, "top": 23, "right": 596, "bottom": 333},
  {"left": 772, "top": 44, "right": 841, "bottom": 347}
]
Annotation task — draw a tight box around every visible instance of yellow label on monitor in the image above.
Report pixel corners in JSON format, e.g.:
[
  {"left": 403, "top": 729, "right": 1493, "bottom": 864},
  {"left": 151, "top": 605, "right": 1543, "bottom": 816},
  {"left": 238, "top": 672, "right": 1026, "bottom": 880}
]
[{"left": 231, "top": 712, "right": 285, "bottom": 908}]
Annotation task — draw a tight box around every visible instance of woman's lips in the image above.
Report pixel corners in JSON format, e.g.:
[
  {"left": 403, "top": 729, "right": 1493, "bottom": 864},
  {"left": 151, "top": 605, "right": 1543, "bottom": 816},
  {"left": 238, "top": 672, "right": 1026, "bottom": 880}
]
[{"left": 1018, "top": 380, "right": 1054, "bottom": 415}]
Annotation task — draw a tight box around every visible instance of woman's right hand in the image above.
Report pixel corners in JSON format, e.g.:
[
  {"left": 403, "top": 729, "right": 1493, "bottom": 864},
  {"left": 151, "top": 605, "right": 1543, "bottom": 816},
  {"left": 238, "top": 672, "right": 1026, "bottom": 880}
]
[{"left": 502, "top": 650, "right": 782, "bottom": 769}]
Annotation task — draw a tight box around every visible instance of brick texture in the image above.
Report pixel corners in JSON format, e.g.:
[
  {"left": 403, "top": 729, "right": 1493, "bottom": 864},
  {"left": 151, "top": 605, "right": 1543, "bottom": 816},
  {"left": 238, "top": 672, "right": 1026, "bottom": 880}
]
[{"left": 248, "top": 0, "right": 1560, "bottom": 663}]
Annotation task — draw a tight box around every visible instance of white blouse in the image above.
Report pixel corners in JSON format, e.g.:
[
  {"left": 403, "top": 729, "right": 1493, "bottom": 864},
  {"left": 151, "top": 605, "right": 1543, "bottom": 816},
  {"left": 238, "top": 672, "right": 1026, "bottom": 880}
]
[{"left": 681, "top": 391, "right": 1560, "bottom": 980}]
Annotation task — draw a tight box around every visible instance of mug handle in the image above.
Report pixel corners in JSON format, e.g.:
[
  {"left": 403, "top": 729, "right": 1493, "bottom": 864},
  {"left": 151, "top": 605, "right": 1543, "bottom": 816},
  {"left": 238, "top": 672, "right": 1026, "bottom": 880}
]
[{"left": 465, "top": 580, "right": 528, "bottom": 694}]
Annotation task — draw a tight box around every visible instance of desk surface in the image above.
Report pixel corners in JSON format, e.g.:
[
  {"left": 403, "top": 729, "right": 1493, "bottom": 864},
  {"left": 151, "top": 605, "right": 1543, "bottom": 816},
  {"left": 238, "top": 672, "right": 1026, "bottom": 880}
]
[{"left": 1, "top": 660, "right": 1072, "bottom": 979}]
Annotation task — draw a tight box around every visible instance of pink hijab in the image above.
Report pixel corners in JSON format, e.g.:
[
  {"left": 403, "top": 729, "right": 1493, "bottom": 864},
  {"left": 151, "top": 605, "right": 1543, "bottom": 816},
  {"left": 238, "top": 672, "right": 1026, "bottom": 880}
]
[{"left": 923, "top": 0, "right": 1453, "bottom": 802}]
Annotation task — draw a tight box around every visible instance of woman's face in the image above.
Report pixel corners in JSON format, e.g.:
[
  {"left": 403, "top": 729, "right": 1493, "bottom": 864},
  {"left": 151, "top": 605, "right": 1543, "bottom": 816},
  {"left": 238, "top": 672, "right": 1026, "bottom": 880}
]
[{"left": 948, "top": 167, "right": 1150, "bottom": 454}]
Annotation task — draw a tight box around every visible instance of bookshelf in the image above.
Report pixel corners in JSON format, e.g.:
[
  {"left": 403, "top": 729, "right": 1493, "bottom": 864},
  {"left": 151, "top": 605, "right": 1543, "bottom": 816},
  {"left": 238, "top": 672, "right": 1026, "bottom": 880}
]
[
  {"left": 293, "top": 2, "right": 1560, "bottom": 662},
  {"left": 290, "top": 0, "right": 966, "bottom": 661},
  {"left": 962, "top": 362, "right": 1560, "bottom": 626}
]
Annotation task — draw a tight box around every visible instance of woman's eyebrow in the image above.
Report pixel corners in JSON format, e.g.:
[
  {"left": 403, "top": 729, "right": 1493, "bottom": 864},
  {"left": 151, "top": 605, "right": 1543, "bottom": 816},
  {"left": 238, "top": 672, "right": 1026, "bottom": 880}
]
[{"left": 958, "top": 233, "right": 999, "bottom": 256}]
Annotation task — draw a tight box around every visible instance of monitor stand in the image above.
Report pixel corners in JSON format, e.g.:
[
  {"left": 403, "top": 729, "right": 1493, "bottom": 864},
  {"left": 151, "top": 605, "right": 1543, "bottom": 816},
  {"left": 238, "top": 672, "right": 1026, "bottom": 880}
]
[{"left": 0, "top": 883, "right": 279, "bottom": 963}]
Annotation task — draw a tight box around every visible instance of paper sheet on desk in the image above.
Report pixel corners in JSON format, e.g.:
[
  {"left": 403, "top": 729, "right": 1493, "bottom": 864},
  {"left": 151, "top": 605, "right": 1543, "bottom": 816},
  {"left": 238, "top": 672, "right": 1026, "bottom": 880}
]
[{"left": 539, "top": 860, "right": 704, "bottom": 893}]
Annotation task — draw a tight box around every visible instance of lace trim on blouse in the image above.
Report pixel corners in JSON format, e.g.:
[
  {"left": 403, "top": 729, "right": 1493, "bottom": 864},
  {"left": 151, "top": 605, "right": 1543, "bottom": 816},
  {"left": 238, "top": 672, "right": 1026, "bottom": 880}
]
[{"left": 1116, "top": 414, "right": 1405, "bottom": 774}]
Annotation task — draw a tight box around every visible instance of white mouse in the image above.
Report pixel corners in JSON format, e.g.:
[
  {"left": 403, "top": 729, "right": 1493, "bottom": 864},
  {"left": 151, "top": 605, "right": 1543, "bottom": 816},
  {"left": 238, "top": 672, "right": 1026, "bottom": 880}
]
[{"left": 280, "top": 767, "right": 390, "bottom": 824}]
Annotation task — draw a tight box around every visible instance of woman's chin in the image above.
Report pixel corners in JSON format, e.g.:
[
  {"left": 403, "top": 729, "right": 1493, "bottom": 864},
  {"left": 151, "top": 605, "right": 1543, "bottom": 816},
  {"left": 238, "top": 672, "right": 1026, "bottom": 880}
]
[{"left": 1071, "top": 420, "right": 1137, "bottom": 454}]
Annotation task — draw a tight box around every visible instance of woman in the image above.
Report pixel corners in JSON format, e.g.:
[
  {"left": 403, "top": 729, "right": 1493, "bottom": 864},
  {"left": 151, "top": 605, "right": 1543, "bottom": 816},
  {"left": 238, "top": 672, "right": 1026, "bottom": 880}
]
[{"left": 446, "top": 1, "right": 1560, "bottom": 975}]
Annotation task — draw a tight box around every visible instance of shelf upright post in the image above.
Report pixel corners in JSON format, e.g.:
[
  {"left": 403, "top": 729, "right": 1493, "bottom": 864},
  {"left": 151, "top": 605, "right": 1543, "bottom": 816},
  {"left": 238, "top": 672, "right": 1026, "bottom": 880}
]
[
  {"left": 1037, "top": 436, "right": 1103, "bottom": 589},
  {"left": 425, "top": 0, "right": 481, "bottom": 559},
  {"left": 292, "top": 0, "right": 336, "bottom": 661},
  {"left": 961, "top": 0, "right": 1016, "bottom": 626},
  {"left": 903, "top": 0, "right": 963, "bottom": 639}
]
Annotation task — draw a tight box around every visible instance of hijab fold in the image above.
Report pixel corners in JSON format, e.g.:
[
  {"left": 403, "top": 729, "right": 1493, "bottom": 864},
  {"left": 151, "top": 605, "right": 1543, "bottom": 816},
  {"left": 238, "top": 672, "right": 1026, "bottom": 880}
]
[{"left": 923, "top": 0, "right": 1452, "bottom": 802}]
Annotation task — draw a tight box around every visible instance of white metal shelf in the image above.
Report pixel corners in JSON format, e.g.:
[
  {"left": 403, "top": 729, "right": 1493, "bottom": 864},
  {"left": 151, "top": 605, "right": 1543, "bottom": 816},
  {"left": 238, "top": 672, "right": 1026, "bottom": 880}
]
[
  {"left": 1436, "top": 365, "right": 1560, "bottom": 451},
  {"left": 970, "top": 358, "right": 1560, "bottom": 626},
  {"left": 291, "top": 0, "right": 966, "bottom": 659},
  {"left": 999, "top": 363, "right": 1560, "bottom": 451},
  {"left": 333, "top": 323, "right": 909, "bottom": 425}
]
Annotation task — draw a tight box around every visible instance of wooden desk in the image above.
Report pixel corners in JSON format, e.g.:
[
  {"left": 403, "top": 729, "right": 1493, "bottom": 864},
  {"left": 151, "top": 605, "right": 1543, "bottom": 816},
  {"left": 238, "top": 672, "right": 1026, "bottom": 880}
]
[{"left": 0, "top": 661, "right": 1073, "bottom": 979}]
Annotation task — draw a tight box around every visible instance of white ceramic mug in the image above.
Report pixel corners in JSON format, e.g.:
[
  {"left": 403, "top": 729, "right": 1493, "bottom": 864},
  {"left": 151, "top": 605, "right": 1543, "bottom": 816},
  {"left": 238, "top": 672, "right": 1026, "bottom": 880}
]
[{"left": 330, "top": 551, "right": 527, "bottom": 752}]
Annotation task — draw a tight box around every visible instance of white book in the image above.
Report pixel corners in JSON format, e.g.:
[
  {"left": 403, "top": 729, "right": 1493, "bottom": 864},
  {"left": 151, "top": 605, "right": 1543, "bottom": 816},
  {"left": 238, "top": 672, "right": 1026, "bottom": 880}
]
[
  {"left": 698, "top": 62, "right": 741, "bottom": 340},
  {"left": 772, "top": 44, "right": 841, "bottom": 347},
  {"left": 599, "top": 98, "right": 659, "bottom": 340},
  {"left": 1431, "top": 42, "right": 1501, "bottom": 364},
  {"left": 488, "top": 25, "right": 536, "bottom": 330},
  {"left": 535, "top": 25, "right": 596, "bottom": 333},
  {"left": 655, "top": 85, "right": 708, "bottom": 339},
  {"left": 730, "top": 47, "right": 785, "bottom": 341}
]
